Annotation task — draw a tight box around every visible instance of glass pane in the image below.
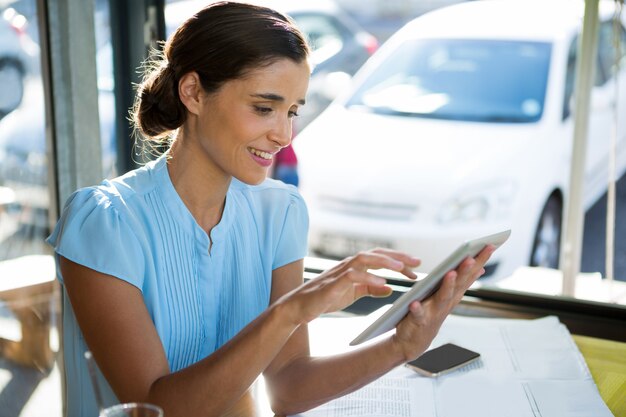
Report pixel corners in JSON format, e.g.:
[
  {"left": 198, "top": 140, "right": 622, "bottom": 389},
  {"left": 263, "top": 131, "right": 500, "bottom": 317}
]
[
  {"left": 0, "top": 0, "right": 114, "bottom": 414},
  {"left": 0, "top": 0, "right": 61, "bottom": 416}
]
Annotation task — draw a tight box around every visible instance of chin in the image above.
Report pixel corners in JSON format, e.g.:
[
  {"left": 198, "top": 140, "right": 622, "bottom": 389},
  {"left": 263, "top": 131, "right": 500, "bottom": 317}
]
[{"left": 234, "top": 171, "right": 268, "bottom": 186}]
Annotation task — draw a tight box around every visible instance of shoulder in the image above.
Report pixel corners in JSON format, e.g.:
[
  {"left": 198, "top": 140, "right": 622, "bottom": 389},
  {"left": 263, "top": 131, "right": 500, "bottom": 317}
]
[
  {"left": 232, "top": 180, "right": 309, "bottom": 268},
  {"left": 48, "top": 165, "right": 161, "bottom": 286},
  {"left": 227, "top": 178, "right": 308, "bottom": 228},
  {"left": 66, "top": 157, "right": 161, "bottom": 214},
  {"left": 105, "top": 157, "right": 162, "bottom": 202},
  {"left": 232, "top": 177, "right": 304, "bottom": 206},
  {"left": 228, "top": 178, "right": 308, "bottom": 228},
  {"left": 50, "top": 159, "right": 167, "bottom": 250},
  {"left": 233, "top": 178, "right": 309, "bottom": 232}
]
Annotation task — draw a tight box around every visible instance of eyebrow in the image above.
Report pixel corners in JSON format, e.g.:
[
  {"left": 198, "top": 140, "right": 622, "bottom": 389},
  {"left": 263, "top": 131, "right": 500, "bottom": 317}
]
[{"left": 251, "top": 93, "right": 306, "bottom": 106}]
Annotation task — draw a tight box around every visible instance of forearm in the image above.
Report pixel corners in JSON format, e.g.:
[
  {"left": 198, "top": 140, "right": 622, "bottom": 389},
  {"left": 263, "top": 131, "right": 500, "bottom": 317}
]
[
  {"left": 145, "top": 302, "right": 299, "bottom": 417},
  {"left": 266, "top": 335, "right": 407, "bottom": 415}
]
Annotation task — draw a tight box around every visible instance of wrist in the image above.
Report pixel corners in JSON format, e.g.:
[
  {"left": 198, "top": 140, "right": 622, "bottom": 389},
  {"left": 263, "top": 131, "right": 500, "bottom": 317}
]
[
  {"left": 268, "top": 297, "right": 304, "bottom": 331},
  {"left": 387, "top": 333, "right": 414, "bottom": 365}
]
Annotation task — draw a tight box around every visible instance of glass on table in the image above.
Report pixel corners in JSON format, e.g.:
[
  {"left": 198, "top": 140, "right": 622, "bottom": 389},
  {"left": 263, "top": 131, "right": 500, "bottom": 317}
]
[{"left": 99, "top": 402, "right": 164, "bottom": 417}]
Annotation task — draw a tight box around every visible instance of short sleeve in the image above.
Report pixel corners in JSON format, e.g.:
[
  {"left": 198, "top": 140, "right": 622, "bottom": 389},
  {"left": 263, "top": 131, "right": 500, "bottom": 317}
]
[
  {"left": 272, "top": 192, "right": 309, "bottom": 270},
  {"left": 46, "top": 187, "right": 145, "bottom": 289}
]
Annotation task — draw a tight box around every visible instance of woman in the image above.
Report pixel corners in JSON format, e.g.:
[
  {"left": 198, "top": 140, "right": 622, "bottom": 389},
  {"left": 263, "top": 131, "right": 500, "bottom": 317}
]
[{"left": 47, "top": 2, "right": 494, "bottom": 416}]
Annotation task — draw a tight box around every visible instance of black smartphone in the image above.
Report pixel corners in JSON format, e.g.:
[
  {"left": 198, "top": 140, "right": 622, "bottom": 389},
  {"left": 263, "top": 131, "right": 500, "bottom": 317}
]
[{"left": 405, "top": 343, "right": 480, "bottom": 377}]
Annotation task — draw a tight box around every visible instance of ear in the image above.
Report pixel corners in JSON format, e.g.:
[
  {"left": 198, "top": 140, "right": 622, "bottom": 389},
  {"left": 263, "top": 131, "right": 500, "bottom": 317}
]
[{"left": 178, "top": 72, "right": 204, "bottom": 115}]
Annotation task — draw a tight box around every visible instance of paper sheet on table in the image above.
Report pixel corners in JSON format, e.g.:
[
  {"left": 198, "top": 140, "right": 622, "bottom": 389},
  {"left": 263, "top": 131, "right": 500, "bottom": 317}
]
[
  {"left": 290, "top": 375, "right": 434, "bottom": 417},
  {"left": 291, "top": 309, "right": 613, "bottom": 417}
]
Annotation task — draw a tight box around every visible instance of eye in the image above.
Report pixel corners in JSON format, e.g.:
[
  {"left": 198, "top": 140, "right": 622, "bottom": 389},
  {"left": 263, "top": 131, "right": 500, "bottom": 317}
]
[{"left": 253, "top": 105, "right": 273, "bottom": 115}]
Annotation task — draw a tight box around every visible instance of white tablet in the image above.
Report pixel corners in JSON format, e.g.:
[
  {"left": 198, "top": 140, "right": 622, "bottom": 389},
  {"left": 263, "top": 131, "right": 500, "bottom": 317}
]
[{"left": 349, "top": 229, "right": 511, "bottom": 346}]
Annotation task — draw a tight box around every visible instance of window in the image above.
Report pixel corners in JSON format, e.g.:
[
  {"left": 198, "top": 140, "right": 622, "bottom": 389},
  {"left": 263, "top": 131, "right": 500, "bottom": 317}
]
[
  {"left": 0, "top": 1, "right": 59, "bottom": 415},
  {"left": 347, "top": 39, "right": 551, "bottom": 122},
  {"left": 0, "top": 0, "right": 117, "bottom": 415}
]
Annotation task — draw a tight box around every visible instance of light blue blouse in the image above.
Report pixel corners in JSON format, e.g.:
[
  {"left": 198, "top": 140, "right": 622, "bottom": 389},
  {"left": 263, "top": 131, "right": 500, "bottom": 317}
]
[{"left": 47, "top": 155, "right": 308, "bottom": 417}]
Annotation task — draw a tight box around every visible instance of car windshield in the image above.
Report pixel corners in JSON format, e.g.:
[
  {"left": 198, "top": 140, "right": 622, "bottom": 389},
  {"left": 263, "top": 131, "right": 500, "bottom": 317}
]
[{"left": 346, "top": 39, "right": 552, "bottom": 123}]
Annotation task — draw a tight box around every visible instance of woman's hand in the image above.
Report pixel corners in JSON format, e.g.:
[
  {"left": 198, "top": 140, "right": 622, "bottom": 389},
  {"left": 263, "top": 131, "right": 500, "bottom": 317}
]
[
  {"left": 279, "top": 249, "right": 421, "bottom": 324},
  {"left": 392, "top": 245, "right": 496, "bottom": 361}
]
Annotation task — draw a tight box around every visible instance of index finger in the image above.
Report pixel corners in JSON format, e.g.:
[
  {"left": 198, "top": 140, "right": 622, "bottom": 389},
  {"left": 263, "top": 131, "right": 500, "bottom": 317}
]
[
  {"left": 350, "top": 251, "right": 420, "bottom": 280},
  {"left": 370, "top": 248, "right": 421, "bottom": 279}
]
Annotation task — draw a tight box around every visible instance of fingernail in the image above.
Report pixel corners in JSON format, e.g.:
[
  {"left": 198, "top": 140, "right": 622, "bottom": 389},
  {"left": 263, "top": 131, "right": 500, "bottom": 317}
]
[{"left": 373, "top": 288, "right": 393, "bottom": 298}]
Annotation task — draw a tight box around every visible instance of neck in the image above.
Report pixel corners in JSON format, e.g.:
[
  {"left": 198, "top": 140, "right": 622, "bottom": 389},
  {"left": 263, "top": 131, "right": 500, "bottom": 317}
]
[{"left": 166, "top": 140, "right": 231, "bottom": 234}]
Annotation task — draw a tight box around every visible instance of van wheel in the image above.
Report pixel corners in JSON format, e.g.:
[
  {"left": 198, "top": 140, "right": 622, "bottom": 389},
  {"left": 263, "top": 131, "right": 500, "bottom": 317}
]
[{"left": 530, "top": 196, "right": 562, "bottom": 268}]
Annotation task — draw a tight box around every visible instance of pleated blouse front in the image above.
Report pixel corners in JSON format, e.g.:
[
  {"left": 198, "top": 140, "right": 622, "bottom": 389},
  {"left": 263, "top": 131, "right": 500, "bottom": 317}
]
[{"left": 47, "top": 154, "right": 308, "bottom": 416}]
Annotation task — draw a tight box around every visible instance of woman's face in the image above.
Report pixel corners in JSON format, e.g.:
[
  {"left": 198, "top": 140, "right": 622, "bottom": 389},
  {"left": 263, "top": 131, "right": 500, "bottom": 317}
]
[{"left": 189, "top": 58, "right": 310, "bottom": 185}]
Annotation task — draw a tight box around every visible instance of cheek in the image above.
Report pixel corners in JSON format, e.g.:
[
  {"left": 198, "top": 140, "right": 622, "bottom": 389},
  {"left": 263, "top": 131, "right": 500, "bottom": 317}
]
[
  {"left": 214, "top": 114, "right": 263, "bottom": 156},
  {"left": 229, "top": 113, "right": 268, "bottom": 142}
]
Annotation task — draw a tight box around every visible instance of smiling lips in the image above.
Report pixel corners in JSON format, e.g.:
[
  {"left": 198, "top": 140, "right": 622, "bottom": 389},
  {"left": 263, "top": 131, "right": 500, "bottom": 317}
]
[{"left": 248, "top": 146, "right": 274, "bottom": 167}]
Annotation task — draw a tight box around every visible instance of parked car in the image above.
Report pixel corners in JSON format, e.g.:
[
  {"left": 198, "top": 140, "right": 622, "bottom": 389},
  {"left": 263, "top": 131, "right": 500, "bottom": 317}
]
[
  {"left": 294, "top": 0, "right": 626, "bottom": 281},
  {"left": 164, "top": 0, "right": 378, "bottom": 129},
  {"left": 0, "top": 5, "right": 38, "bottom": 119}
]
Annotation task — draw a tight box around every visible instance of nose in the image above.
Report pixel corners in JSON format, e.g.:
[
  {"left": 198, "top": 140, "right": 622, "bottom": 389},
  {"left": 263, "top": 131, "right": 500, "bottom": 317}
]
[{"left": 268, "top": 116, "right": 293, "bottom": 148}]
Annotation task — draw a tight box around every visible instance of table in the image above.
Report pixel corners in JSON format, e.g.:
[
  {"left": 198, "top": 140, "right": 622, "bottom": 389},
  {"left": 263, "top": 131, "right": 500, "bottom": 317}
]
[
  {"left": 224, "top": 317, "right": 626, "bottom": 417},
  {"left": 0, "top": 255, "right": 58, "bottom": 370}
]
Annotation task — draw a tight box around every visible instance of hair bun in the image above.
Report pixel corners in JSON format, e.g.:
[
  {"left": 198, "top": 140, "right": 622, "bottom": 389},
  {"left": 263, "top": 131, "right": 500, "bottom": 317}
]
[{"left": 134, "top": 63, "right": 186, "bottom": 141}]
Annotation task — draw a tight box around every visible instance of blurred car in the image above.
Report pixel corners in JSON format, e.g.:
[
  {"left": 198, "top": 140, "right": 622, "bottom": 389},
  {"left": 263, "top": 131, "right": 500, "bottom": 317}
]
[
  {"left": 276, "top": 0, "right": 379, "bottom": 128},
  {"left": 164, "top": 0, "right": 378, "bottom": 129},
  {"left": 0, "top": 5, "right": 39, "bottom": 119},
  {"left": 294, "top": 0, "right": 626, "bottom": 281},
  {"left": 0, "top": 43, "right": 117, "bottom": 230}
]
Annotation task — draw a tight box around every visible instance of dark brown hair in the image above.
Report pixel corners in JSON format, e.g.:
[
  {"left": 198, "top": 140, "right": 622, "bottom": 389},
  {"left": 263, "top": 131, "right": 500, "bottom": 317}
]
[{"left": 132, "top": 1, "right": 309, "bottom": 142}]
